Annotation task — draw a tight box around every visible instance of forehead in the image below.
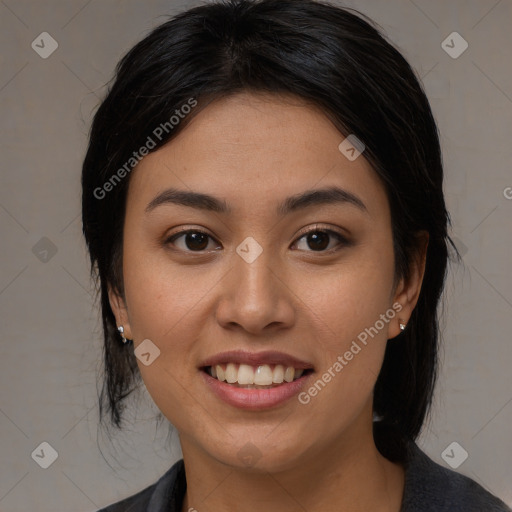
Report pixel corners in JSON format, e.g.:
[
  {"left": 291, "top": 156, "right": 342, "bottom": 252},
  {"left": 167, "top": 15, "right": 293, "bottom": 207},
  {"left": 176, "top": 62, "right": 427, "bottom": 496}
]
[{"left": 126, "top": 92, "right": 389, "bottom": 220}]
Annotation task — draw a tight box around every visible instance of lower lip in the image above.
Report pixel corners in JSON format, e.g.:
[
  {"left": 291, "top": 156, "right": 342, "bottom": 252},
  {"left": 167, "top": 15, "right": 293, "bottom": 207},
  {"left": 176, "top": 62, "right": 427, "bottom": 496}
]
[{"left": 200, "top": 370, "right": 312, "bottom": 410}]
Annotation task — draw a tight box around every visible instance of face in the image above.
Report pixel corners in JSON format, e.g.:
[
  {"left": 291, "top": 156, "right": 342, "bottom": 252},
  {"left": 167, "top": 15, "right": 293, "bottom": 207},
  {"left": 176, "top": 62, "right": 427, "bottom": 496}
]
[{"left": 110, "top": 92, "right": 423, "bottom": 472}]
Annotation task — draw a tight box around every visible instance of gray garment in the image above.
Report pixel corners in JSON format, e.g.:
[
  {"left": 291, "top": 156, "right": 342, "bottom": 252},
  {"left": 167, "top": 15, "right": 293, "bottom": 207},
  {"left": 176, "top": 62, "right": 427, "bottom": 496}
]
[{"left": 98, "top": 442, "right": 511, "bottom": 511}]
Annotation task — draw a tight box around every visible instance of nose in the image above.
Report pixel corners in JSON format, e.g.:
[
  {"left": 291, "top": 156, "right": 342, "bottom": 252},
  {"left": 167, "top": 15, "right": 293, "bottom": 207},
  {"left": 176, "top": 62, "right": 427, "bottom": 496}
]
[{"left": 215, "top": 249, "right": 296, "bottom": 335}]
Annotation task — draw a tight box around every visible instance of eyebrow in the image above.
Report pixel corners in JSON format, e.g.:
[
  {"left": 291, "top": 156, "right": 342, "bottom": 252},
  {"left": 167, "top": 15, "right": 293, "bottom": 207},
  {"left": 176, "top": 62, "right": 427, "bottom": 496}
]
[{"left": 145, "top": 186, "right": 368, "bottom": 216}]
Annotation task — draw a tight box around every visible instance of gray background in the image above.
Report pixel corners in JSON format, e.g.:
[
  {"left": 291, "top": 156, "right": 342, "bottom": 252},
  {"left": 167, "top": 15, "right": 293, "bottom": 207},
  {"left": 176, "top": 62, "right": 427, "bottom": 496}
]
[{"left": 0, "top": 0, "right": 511, "bottom": 510}]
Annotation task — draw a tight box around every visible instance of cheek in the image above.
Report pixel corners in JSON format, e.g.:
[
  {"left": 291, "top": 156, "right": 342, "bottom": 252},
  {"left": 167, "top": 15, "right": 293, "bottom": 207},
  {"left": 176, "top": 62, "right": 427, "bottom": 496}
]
[
  {"left": 302, "top": 252, "right": 396, "bottom": 352},
  {"left": 297, "top": 288, "right": 393, "bottom": 440},
  {"left": 295, "top": 247, "right": 396, "bottom": 413},
  {"left": 120, "top": 243, "right": 224, "bottom": 427},
  {"left": 122, "top": 238, "right": 214, "bottom": 339},
  {"left": 122, "top": 264, "right": 210, "bottom": 430}
]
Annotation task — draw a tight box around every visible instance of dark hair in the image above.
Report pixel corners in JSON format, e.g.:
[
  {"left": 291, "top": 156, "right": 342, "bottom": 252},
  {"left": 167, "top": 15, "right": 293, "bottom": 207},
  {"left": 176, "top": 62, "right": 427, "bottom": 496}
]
[{"left": 82, "top": 0, "right": 455, "bottom": 461}]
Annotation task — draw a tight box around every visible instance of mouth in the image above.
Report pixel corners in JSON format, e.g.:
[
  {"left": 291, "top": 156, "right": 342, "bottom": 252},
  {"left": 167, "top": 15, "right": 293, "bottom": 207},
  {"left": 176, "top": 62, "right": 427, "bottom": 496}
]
[
  {"left": 201, "top": 363, "right": 314, "bottom": 389},
  {"left": 199, "top": 350, "right": 315, "bottom": 409}
]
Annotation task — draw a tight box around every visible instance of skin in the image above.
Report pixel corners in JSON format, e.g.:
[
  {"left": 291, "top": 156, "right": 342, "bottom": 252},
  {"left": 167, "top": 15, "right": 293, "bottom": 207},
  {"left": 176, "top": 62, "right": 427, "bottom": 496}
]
[{"left": 109, "top": 92, "right": 428, "bottom": 512}]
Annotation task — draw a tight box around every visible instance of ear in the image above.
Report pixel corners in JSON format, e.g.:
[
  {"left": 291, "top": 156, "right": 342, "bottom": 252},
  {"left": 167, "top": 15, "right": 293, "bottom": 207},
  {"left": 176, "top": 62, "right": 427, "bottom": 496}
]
[
  {"left": 108, "top": 284, "right": 133, "bottom": 340},
  {"left": 389, "top": 231, "right": 429, "bottom": 340}
]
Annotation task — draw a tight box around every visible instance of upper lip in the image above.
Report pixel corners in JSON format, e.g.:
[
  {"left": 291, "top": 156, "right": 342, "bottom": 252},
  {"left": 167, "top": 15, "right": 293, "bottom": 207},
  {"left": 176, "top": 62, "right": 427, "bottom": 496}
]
[{"left": 200, "top": 350, "right": 314, "bottom": 370}]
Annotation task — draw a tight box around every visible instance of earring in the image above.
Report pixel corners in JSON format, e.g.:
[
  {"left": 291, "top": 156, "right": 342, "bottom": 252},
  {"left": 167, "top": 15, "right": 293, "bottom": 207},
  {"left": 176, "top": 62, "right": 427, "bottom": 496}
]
[
  {"left": 117, "top": 325, "right": 129, "bottom": 344},
  {"left": 399, "top": 321, "right": 406, "bottom": 331}
]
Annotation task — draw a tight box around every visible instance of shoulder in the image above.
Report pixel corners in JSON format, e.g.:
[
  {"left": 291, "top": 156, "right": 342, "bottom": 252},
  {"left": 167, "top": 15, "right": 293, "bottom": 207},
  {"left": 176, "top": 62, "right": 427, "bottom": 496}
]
[
  {"left": 97, "top": 484, "right": 155, "bottom": 512},
  {"left": 96, "top": 458, "right": 186, "bottom": 512},
  {"left": 402, "top": 441, "right": 511, "bottom": 512}
]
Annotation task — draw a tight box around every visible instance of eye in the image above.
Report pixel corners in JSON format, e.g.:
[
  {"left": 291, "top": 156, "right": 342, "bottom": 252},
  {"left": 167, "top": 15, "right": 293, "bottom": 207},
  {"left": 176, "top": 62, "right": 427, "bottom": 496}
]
[
  {"left": 292, "top": 226, "right": 349, "bottom": 253},
  {"left": 165, "top": 229, "right": 221, "bottom": 252},
  {"left": 164, "top": 225, "right": 349, "bottom": 254}
]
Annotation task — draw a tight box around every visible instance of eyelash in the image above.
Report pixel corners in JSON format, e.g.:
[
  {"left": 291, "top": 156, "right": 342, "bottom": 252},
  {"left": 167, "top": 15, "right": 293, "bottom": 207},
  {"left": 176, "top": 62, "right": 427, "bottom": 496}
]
[{"left": 164, "top": 224, "right": 350, "bottom": 254}]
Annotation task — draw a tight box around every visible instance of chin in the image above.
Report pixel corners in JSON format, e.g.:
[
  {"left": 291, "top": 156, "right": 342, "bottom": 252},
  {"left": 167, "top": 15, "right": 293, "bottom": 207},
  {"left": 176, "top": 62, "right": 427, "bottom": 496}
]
[{"left": 203, "top": 434, "right": 308, "bottom": 474}]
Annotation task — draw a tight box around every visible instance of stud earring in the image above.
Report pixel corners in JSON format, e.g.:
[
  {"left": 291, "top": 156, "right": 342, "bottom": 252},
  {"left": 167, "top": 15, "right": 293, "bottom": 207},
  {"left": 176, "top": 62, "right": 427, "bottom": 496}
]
[
  {"left": 117, "top": 325, "right": 129, "bottom": 344},
  {"left": 399, "top": 321, "right": 406, "bottom": 331}
]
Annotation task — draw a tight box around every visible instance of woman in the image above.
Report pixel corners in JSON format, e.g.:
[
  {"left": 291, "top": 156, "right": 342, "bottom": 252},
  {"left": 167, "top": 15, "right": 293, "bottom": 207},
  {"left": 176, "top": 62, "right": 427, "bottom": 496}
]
[{"left": 81, "top": 0, "right": 511, "bottom": 510}]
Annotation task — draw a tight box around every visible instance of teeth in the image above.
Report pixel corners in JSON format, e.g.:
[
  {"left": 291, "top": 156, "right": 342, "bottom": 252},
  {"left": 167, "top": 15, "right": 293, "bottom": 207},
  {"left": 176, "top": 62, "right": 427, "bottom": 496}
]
[
  {"left": 254, "top": 365, "right": 273, "bottom": 385},
  {"left": 238, "top": 364, "right": 254, "bottom": 385},
  {"left": 273, "top": 364, "right": 284, "bottom": 383},
  {"left": 209, "top": 363, "right": 307, "bottom": 386},
  {"left": 225, "top": 363, "right": 238, "bottom": 383},
  {"left": 284, "top": 366, "right": 295, "bottom": 383}
]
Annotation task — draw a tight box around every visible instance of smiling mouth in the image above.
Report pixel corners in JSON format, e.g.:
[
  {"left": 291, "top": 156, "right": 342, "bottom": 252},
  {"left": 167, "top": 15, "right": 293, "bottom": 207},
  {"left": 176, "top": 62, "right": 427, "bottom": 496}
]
[{"left": 202, "top": 363, "right": 314, "bottom": 389}]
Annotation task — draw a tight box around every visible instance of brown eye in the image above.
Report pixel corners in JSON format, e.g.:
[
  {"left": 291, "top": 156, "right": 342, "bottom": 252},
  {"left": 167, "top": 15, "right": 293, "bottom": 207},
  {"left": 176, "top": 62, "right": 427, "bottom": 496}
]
[
  {"left": 165, "top": 230, "right": 221, "bottom": 252},
  {"left": 293, "top": 228, "right": 348, "bottom": 253},
  {"left": 305, "top": 231, "right": 330, "bottom": 251}
]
